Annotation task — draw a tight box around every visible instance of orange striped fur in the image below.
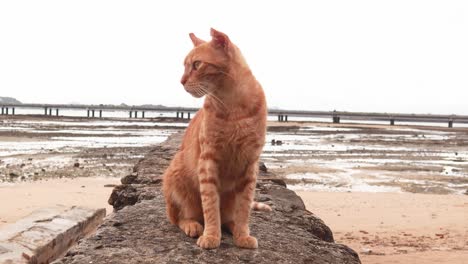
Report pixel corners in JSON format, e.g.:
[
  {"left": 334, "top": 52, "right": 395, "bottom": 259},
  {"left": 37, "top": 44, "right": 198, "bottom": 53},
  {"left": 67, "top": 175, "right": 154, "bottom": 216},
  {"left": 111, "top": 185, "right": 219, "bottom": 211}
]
[{"left": 162, "top": 28, "right": 268, "bottom": 249}]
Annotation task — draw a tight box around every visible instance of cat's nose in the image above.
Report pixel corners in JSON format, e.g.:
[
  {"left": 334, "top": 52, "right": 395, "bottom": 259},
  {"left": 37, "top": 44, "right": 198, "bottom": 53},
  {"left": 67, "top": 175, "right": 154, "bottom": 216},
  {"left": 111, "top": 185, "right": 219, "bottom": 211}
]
[{"left": 181, "top": 75, "right": 188, "bottom": 85}]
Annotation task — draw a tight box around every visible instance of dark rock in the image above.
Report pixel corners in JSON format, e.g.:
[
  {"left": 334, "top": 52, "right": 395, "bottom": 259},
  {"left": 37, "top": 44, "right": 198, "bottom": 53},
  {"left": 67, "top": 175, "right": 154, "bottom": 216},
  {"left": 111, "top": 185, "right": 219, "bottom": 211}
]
[
  {"left": 258, "top": 162, "right": 268, "bottom": 173},
  {"left": 107, "top": 184, "right": 139, "bottom": 211},
  {"left": 270, "top": 139, "right": 283, "bottom": 146},
  {"left": 267, "top": 126, "right": 301, "bottom": 133},
  {"left": 268, "top": 178, "right": 287, "bottom": 188},
  {"left": 74, "top": 163, "right": 80, "bottom": 168},
  {"left": 120, "top": 173, "right": 138, "bottom": 184},
  {"left": 9, "top": 172, "right": 19, "bottom": 178},
  {"left": 57, "top": 133, "right": 360, "bottom": 264}
]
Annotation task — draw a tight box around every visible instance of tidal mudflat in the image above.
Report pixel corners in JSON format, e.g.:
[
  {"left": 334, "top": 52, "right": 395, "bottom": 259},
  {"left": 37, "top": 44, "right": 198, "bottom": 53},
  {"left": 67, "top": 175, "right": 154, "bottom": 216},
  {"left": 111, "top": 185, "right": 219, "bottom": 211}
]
[
  {"left": 1, "top": 115, "right": 468, "bottom": 263},
  {"left": 265, "top": 122, "right": 468, "bottom": 195},
  {"left": 1, "top": 115, "right": 467, "bottom": 194},
  {"left": 0, "top": 116, "right": 183, "bottom": 182}
]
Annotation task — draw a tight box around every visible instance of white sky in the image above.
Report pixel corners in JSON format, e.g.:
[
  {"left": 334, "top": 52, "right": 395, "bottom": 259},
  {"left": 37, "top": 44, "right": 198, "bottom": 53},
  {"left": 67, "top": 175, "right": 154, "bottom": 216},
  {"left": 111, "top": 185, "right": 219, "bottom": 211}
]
[{"left": 0, "top": 1, "right": 467, "bottom": 114}]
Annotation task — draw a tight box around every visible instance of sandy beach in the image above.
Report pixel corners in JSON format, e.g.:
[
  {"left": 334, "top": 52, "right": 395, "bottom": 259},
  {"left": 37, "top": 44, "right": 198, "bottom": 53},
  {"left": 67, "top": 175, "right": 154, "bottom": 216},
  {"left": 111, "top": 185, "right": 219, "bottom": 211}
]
[
  {"left": 2, "top": 177, "right": 467, "bottom": 263},
  {"left": 0, "top": 177, "right": 120, "bottom": 229},
  {"left": 298, "top": 191, "right": 468, "bottom": 264}
]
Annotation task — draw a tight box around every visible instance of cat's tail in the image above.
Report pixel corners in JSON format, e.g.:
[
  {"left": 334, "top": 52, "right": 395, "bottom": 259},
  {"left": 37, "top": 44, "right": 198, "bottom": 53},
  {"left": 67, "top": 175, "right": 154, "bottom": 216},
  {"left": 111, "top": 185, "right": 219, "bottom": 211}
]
[{"left": 251, "top": 202, "right": 272, "bottom": 212}]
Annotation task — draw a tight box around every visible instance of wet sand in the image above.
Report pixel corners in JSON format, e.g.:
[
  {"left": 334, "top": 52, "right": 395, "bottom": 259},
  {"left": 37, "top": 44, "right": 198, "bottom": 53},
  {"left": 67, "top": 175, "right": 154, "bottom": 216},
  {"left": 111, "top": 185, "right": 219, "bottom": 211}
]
[
  {"left": 0, "top": 177, "right": 120, "bottom": 228},
  {"left": 297, "top": 191, "right": 468, "bottom": 264},
  {"left": 265, "top": 121, "right": 468, "bottom": 195},
  {"left": 2, "top": 178, "right": 466, "bottom": 263}
]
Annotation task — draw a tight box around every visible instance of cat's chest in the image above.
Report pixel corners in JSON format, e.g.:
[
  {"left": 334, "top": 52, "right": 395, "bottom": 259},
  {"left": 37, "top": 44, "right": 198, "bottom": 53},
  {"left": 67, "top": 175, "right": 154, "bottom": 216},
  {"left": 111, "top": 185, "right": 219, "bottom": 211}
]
[
  {"left": 213, "top": 123, "right": 259, "bottom": 177},
  {"left": 201, "top": 118, "right": 263, "bottom": 160},
  {"left": 214, "top": 120, "right": 260, "bottom": 146},
  {"left": 200, "top": 116, "right": 265, "bottom": 183}
]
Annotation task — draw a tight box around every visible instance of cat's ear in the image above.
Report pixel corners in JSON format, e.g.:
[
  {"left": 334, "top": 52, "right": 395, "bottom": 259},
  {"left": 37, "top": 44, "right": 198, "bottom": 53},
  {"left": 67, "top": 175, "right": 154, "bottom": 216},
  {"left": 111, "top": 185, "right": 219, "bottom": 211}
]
[
  {"left": 189, "top": 33, "right": 205, "bottom": 47},
  {"left": 210, "top": 28, "right": 230, "bottom": 51}
]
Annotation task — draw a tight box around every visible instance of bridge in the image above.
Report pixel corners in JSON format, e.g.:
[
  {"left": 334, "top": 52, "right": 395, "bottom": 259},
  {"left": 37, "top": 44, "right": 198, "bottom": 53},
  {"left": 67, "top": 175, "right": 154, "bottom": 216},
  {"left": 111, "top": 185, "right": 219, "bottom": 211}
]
[
  {"left": 1, "top": 103, "right": 468, "bottom": 128},
  {"left": 268, "top": 109, "right": 468, "bottom": 128},
  {"left": 0, "top": 103, "right": 199, "bottom": 119}
]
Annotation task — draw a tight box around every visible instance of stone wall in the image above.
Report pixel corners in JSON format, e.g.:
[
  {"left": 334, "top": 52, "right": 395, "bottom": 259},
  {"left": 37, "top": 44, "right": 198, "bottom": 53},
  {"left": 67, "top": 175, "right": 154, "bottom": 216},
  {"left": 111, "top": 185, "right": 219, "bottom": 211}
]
[{"left": 56, "top": 133, "right": 361, "bottom": 264}]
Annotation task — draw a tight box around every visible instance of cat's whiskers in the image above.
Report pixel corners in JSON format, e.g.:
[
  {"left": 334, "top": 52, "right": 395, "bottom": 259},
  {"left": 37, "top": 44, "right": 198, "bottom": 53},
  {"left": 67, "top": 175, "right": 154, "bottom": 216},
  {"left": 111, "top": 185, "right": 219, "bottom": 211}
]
[
  {"left": 198, "top": 86, "right": 226, "bottom": 110},
  {"left": 193, "top": 86, "right": 202, "bottom": 97},
  {"left": 197, "top": 87, "right": 207, "bottom": 98},
  {"left": 189, "top": 85, "right": 206, "bottom": 98}
]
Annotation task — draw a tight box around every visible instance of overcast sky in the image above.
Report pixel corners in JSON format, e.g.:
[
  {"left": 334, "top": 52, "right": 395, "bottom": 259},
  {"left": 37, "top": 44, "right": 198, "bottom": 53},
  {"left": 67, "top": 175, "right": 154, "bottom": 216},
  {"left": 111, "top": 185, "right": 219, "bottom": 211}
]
[{"left": 0, "top": 1, "right": 467, "bottom": 114}]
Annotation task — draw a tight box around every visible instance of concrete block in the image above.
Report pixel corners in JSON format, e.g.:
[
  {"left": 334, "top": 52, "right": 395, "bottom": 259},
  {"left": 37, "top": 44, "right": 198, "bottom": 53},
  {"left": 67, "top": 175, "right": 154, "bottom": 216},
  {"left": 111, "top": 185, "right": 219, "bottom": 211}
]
[{"left": 0, "top": 206, "right": 105, "bottom": 264}]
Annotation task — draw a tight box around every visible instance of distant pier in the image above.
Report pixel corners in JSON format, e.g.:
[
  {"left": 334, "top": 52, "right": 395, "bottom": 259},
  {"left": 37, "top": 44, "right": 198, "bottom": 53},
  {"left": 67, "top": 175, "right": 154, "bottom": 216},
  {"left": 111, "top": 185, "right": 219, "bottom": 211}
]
[
  {"left": 1, "top": 104, "right": 196, "bottom": 121},
  {"left": 270, "top": 109, "right": 468, "bottom": 128},
  {"left": 1, "top": 103, "right": 468, "bottom": 128}
]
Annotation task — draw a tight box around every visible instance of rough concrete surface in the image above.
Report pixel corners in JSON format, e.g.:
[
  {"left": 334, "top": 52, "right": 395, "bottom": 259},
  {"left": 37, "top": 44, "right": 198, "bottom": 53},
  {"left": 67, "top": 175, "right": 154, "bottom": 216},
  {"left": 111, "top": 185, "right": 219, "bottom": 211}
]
[{"left": 56, "top": 134, "right": 361, "bottom": 264}]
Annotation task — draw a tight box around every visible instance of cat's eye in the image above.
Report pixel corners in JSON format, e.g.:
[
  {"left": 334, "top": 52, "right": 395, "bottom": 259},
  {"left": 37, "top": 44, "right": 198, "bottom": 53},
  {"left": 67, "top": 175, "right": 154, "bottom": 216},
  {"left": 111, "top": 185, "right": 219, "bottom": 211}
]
[{"left": 192, "top": 61, "right": 201, "bottom": 70}]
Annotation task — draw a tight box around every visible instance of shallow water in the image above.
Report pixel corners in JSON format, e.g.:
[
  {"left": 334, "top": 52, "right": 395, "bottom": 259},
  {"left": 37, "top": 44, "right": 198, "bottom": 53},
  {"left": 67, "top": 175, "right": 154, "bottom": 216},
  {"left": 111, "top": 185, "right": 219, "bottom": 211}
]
[
  {"left": 0, "top": 119, "right": 178, "bottom": 157},
  {"left": 1, "top": 117, "right": 467, "bottom": 194},
  {"left": 264, "top": 124, "right": 468, "bottom": 194}
]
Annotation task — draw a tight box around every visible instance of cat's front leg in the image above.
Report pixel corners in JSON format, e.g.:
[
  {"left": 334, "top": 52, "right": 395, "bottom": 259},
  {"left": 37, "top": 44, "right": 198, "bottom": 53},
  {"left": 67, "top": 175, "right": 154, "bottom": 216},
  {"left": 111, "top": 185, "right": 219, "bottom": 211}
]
[
  {"left": 197, "top": 152, "right": 221, "bottom": 249},
  {"left": 230, "top": 162, "right": 258, "bottom": 249}
]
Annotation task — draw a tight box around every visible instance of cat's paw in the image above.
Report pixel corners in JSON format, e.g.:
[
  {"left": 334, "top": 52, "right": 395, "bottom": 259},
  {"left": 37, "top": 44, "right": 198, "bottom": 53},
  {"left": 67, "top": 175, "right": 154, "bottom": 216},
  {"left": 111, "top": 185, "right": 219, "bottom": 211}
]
[
  {"left": 197, "top": 235, "right": 221, "bottom": 249},
  {"left": 180, "top": 221, "right": 204, "bottom": 238},
  {"left": 234, "top": 235, "right": 258, "bottom": 249}
]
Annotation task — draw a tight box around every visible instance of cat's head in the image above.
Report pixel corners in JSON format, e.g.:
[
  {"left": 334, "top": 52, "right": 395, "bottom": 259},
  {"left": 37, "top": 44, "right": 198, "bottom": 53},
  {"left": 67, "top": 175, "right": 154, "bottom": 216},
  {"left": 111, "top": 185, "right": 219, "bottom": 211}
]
[{"left": 180, "top": 28, "right": 244, "bottom": 98}]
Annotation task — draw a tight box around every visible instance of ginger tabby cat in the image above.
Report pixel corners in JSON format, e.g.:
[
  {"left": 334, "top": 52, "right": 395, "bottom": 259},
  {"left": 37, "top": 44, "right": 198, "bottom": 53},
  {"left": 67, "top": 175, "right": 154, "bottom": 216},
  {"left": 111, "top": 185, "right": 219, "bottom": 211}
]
[{"left": 162, "top": 28, "right": 270, "bottom": 250}]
